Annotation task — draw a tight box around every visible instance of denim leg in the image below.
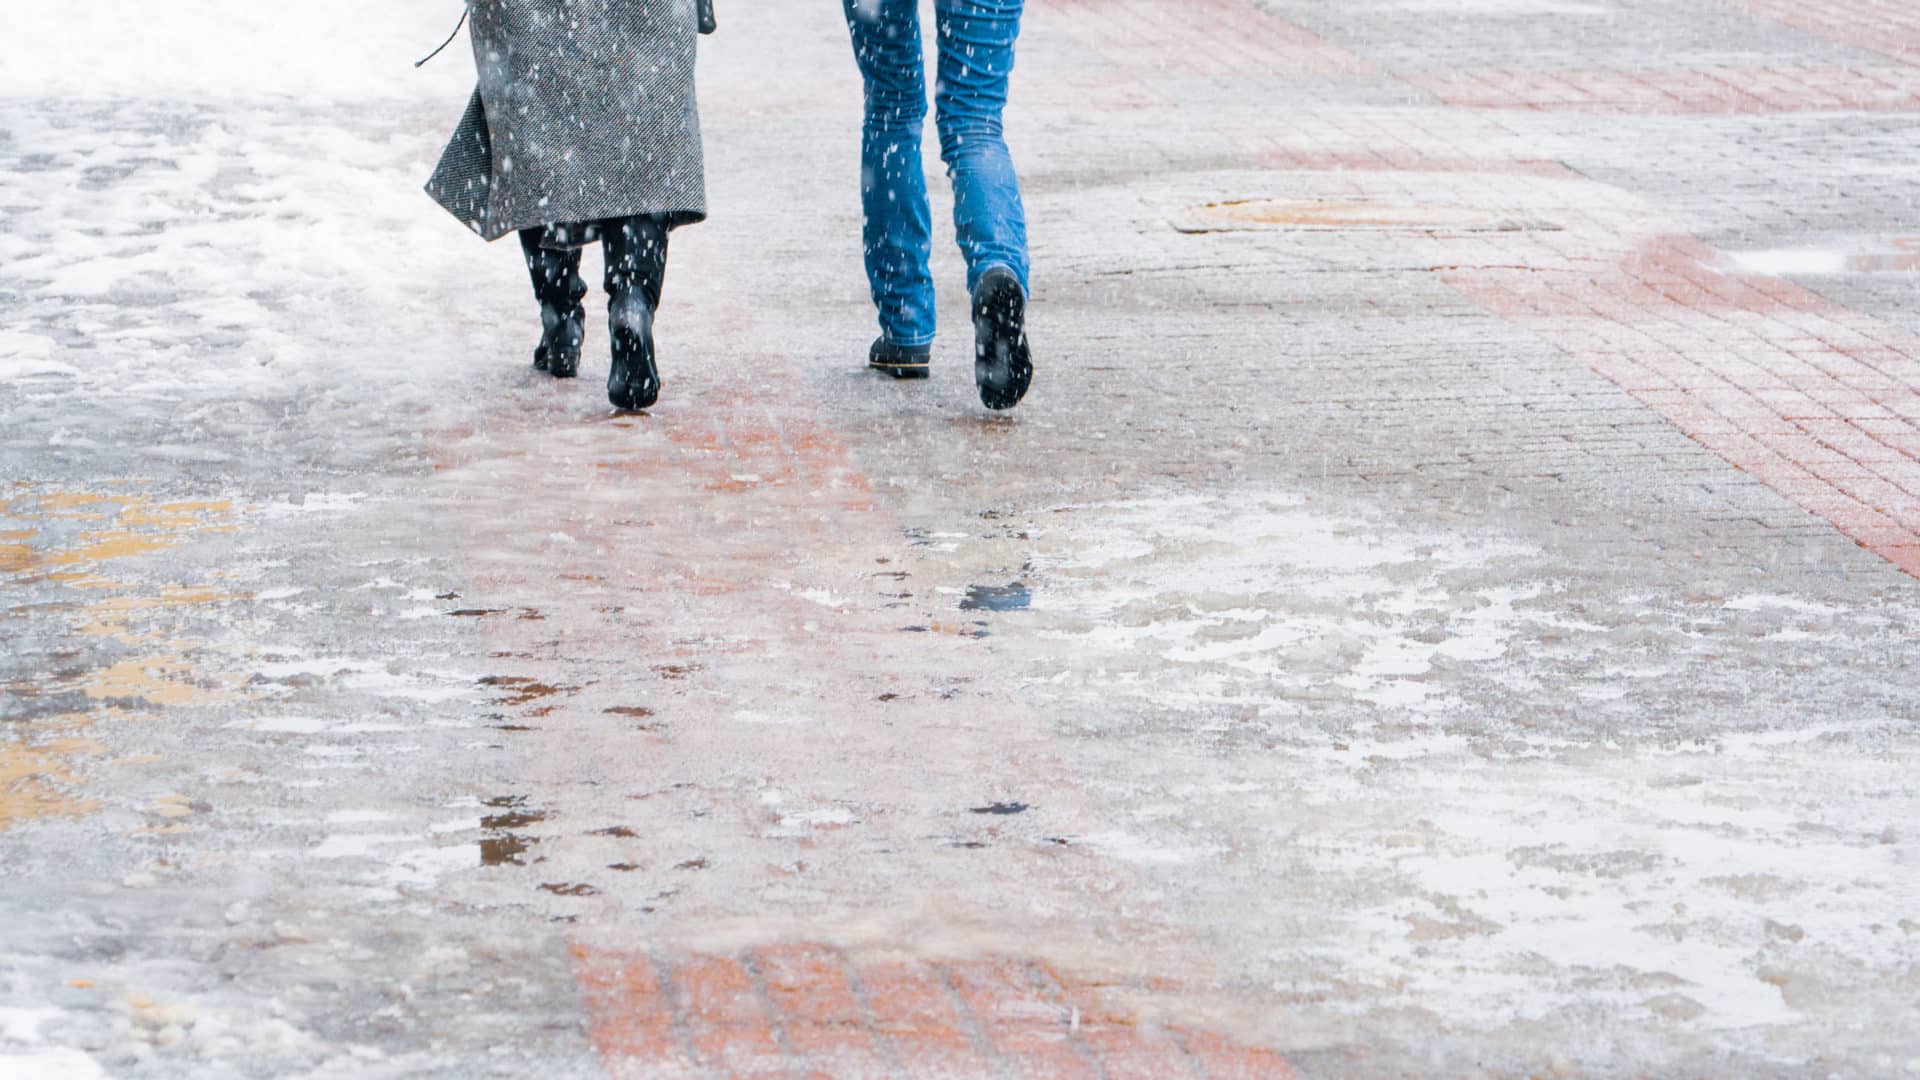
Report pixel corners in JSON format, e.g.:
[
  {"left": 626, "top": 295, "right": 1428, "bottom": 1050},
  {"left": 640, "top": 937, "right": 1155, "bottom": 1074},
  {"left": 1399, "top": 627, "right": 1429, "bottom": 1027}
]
[
  {"left": 934, "top": 0, "right": 1029, "bottom": 296},
  {"left": 844, "top": 0, "right": 937, "bottom": 346}
]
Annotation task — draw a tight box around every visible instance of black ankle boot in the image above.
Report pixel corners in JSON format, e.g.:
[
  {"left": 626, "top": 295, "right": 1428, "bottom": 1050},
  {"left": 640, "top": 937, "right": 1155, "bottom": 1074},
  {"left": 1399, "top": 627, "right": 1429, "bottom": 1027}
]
[
  {"left": 536, "top": 302, "right": 587, "bottom": 378},
  {"left": 869, "top": 337, "right": 932, "bottom": 380},
  {"left": 972, "top": 265, "right": 1033, "bottom": 410},
  {"left": 603, "top": 216, "right": 669, "bottom": 411},
  {"left": 520, "top": 229, "right": 587, "bottom": 378}
]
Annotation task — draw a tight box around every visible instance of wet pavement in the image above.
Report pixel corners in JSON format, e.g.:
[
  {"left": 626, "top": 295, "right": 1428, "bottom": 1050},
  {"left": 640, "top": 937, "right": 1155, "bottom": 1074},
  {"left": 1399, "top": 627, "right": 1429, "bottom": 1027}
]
[{"left": 4, "top": 0, "right": 1920, "bottom": 1076}]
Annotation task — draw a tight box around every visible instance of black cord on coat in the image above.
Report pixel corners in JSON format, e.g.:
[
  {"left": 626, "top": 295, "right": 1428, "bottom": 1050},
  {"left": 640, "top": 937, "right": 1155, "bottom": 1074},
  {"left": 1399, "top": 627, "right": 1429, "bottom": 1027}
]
[{"left": 415, "top": 9, "right": 470, "bottom": 68}]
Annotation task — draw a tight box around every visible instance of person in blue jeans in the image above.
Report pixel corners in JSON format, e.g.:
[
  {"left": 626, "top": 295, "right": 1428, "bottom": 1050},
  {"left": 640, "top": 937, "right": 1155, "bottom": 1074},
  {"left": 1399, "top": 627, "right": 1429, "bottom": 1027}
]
[{"left": 843, "top": 0, "right": 1034, "bottom": 410}]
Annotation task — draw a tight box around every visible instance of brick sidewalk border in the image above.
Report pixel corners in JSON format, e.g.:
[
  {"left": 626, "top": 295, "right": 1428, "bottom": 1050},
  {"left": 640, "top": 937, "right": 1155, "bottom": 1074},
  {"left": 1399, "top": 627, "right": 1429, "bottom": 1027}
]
[{"left": 574, "top": 944, "right": 1298, "bottom": 1079}]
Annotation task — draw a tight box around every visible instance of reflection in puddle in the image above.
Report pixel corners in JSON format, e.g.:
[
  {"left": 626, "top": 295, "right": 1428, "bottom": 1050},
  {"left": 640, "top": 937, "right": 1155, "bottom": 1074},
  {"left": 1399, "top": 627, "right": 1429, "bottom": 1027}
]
[
  {"left": 480, "top": 833, "right": 534, "bottom": 866},
  {"left": 960, "top": 582, "right": 1032, "bottom": 612},
  {"left": 479, "top": 796, "right": 546, "bottom": 867},
  {"left": 478, "top": 676, "right": 574, "bottom": 707},
  {"left": 899, "top": 621, "right": 990, "bottom": 639}
]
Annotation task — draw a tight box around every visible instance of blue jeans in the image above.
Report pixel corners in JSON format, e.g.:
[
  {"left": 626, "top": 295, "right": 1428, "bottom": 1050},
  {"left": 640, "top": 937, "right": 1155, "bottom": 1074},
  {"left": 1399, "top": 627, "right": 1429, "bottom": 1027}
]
[{"left": 843, "top": 0, "right": 1030, "bottom": 348}]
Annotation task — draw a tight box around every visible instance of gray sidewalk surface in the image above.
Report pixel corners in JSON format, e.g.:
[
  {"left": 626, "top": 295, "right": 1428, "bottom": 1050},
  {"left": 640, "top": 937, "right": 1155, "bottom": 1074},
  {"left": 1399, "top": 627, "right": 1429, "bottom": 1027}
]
[{"left": 2, "top": 1, "right": 1917, "bottom": 1076}]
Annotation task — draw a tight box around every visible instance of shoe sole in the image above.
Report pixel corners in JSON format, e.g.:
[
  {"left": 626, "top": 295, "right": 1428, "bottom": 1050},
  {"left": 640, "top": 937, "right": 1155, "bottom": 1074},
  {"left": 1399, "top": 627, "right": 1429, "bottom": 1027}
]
[
  {"left": 973, "top": 273, "right": 1032, "bottom": 411},
  {"left": 868, "top": 359, "right": 931, "bottom": 380}
]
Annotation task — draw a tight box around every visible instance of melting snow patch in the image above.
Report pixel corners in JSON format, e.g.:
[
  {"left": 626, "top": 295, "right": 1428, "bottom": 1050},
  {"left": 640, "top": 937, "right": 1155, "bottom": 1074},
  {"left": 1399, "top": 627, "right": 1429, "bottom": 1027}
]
[
  {"left": 1078, "top": 830, "right": 1225, "bottom": 866},
  {"left": 735, "top": 710, "right": 811, "bottom": 725},
  {"left": 0, "top": 333, "right": 78, "bottom": 379},
  {"left": 0, "top": 1050, "right": 107, "bottom": 1080},
  {"left": 1028, "top": 493, "right": 1547, "bottom": 714}
]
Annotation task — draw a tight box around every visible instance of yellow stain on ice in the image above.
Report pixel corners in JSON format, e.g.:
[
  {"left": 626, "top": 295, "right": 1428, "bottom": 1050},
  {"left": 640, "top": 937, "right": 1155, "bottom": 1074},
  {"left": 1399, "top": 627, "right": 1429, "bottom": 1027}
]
[
  {"left": 0, "top": 543, "right": 33, "bottom": 574},
  {"left": 0, "top": 729, "right": 105, "bottom": 829},
  {"left": 7, "top": 496, "right": 237, "bottom": 577},
  {"left": 80, "top": 587, "right": 239, "bottom": 640},
  {"left": 148, "top": 795, "right": 194, "bottom": 820},
  {"left": 118, "top": 499, "right": 232, "bottom": 529},
  {"left": 36, "top": 491, "right": 112, "bottom": 513},
  {"left": 81, "top": 656, "right": 211, "bottom": 707},
  {"left": 1, "top": 489, "right": 247, "bottom": 831},
  {"left": 46, "top": 533, "right": 177, "bottom": 566}
]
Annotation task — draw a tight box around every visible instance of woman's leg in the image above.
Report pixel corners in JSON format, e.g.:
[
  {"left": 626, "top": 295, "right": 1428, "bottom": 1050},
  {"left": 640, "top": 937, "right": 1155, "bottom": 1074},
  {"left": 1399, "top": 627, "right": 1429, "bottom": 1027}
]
[
  {"left": 602, "top": 216, "right": 670, "bottom": 411},
  {"left": 519, "top": 228, "right": 588, "bottom": 377}
]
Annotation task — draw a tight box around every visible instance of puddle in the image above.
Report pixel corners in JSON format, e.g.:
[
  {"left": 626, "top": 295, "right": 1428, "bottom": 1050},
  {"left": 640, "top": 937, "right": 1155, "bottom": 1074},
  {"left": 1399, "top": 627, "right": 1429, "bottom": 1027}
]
[
  {"left": 478, "top": 676, "right": 574, "bottom": 707},
  {"left": 480, "top": 834, "right": 534, "bottom": 866},
  {"left": 1728, "top": 242, "right": 1920, "bottom": 276},
  {"left": 605, "top": 706, "right": 661, "bottom": 730},
  {"left": 479, "top": 796, "right": 545, "bottom": 866},
  {"left": 899, "top": 621, "right": 990, "bottom": 639},
  {"left": 1175, "top": 198, "right": 1557, "bottom": 234},
  {"left": 959, "top": 582, "right": 1031, "bottom": 613}
]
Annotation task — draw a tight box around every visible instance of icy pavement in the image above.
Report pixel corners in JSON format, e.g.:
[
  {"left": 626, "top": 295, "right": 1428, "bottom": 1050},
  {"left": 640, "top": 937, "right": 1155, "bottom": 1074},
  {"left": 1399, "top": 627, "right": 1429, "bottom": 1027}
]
[{"left": 4, "top": 1, "right": 1920, "bottom": 1076}]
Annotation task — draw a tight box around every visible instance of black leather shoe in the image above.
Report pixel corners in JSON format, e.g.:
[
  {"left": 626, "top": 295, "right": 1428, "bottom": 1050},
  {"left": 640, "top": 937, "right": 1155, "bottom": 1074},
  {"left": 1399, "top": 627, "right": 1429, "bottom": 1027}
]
[
  {"left": 972, "top": 266, "right": 1032, "bottom": 410},
  {"left": 868, "top": 337, "right": 932, "bottom": 380}
]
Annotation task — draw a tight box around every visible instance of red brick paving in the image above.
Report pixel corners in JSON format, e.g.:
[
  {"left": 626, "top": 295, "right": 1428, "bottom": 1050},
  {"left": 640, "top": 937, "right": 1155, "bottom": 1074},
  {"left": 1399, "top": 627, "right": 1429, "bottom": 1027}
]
[
  {"left": 1443, "top": 233, "right": 1920, "bottom": 576},
  {"left": 1407, "top": 65, "right": 1920, "bottom": 113},
  {"left": 1049, "top": 0, "right": 1374, "bottom": 78},
  {"left": 573, "top": 945, "right": 1296, "bottom": 1079},
  {"left": 1033, "top": 0, "right": 1920, "bottom": 578},
  {"left": 1722, "top": 0, "right": 1920, "bottom": 64}
]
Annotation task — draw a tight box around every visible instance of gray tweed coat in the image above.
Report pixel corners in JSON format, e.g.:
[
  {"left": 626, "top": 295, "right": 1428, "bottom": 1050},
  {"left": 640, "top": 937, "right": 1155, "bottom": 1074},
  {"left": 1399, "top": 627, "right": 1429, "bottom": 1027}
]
[{"left": 427, "top": 0, "right": 713, "bottom": 241}]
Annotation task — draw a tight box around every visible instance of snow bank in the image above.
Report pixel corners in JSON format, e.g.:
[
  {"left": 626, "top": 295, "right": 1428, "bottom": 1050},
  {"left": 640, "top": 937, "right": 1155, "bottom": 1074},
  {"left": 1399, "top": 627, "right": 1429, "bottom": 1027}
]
[{"left": 2, "top": 1, "right": 472, "bottom": 101}]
